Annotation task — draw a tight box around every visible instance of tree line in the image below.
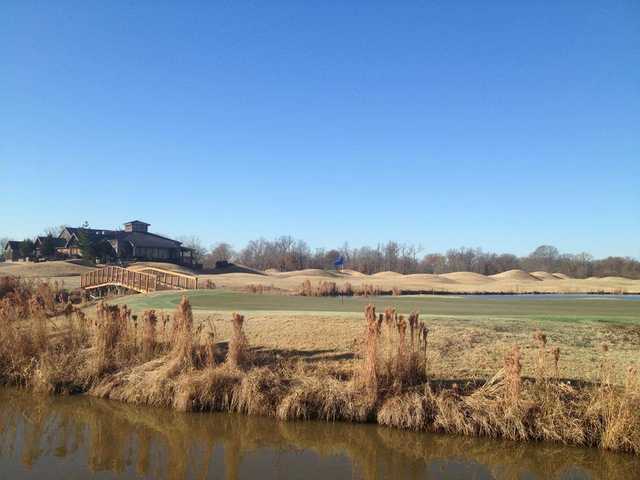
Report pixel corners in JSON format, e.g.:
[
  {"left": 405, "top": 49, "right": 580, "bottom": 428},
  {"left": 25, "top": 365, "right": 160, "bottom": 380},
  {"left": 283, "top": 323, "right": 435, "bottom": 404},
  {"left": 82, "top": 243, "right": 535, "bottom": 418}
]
[
  {"left": 2, "top": 234, "right": 638, "bottom": 279},
  {"left": 188, "top": 237, "right": 640, "bottom": 279}
]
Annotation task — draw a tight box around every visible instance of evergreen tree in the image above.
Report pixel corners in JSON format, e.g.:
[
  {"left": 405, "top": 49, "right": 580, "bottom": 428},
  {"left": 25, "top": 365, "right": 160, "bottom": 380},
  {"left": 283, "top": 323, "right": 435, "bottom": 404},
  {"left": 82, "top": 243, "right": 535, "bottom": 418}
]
[
  {"left": 41, "top": 233, "right": 56, "bottom": 258},
  {"left": 19, "top": 239, "right": 35, "bottom": 259},
  {"left": 78, "top": 230, "right": 96, "bottom": 261}
]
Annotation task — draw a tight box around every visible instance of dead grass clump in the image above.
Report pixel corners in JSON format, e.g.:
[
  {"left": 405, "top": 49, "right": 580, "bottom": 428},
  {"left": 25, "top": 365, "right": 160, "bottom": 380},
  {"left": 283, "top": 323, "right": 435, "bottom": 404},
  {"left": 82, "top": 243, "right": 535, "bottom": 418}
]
[
  {"left": 587, "top": 355, "right": 640, "bottom": 454},
  {"left": 300, "top": 279, "right": 313, "bottom": 296},
  {"left": 300, "top": 280, "right": 339, "bottom": 297},
  {"left": 187, "top": 365, "right": 243, "bottom": 412},
  {"left": 92, "top": 302, "right": 131, "bottom": 375},
  {"left": 552, "top": 347, "right": 561, "bottom": 378},
  {"left": 377, "top": 392, "right": 428, "bottom": 430},
  {"left": 0, "top": 279, "right": 36, "bottom": 321},
  {"left": 277, "top": 375, "right": 371, "bottom": 422},
  {"left": 141, "top": 310, "right": 158, "bottom": 361},
  {"left": 356, "top": 284, "right": 382, "bottom": 296},
  {"left": 227, "top": 313, "right": 249, "bottom": 369},
  {"left": 200, "top": 319, "right": 217, "bottom": 367},
  {"left": 533, "top": 330, "right": 548, "bottom": 379},
  {"left": 167, "top": 296, "right": 194, "bottom": 372},
  {"left": 233, "top": 367, "right": 289, "bottom": 416},
  {"left": 246, "top": 284, "right": 265, "bottom": 294},
  {"left": 31, "top": 348, "right": 86, "bottom": 395},
  {"left": 503, "top": 345, "right": 522, "bottom": 402},
  {"left": 359, "top": 304, "right": 381, "bottom": 402},
  {"left": 377, "top": 309, "right": 426, "bottom": 391},
  {"left": 0, "top": 276, "right": 21, "bottom": 298}
]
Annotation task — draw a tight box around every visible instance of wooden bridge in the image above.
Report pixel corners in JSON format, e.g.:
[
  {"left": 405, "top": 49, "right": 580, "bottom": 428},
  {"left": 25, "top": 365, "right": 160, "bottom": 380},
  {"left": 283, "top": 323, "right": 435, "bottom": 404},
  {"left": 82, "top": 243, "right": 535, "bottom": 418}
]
[{"left": 81, "top": 266, "right": 198, "bottom": 294}]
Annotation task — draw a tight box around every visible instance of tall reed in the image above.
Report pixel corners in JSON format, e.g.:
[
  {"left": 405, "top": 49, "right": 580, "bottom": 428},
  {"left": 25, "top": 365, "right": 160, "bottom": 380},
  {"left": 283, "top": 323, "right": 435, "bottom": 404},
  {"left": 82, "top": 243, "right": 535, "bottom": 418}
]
[{"left": 227, "top": 313, "right": 248, "bottom": 369}]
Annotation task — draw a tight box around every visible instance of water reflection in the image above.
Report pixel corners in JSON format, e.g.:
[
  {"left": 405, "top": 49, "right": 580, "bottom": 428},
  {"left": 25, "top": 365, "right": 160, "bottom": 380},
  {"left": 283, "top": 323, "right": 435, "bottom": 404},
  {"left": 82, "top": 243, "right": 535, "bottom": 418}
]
[{"left": 0, "top": 388, "right": 637, "bottom": 479}]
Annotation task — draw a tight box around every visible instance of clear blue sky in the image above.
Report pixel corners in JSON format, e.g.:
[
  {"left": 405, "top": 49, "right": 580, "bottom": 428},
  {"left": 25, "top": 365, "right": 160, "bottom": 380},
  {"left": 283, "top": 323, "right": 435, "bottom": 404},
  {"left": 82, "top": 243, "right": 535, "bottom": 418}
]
[{"left": 1, "top": 1, "right": 638, "bottom": 258}]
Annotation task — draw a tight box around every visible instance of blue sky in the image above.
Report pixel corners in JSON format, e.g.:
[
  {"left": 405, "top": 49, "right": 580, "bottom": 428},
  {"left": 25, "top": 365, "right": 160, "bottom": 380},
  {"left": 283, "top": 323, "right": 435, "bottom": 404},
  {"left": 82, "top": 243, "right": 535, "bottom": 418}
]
[{"left": 1, "top": 1, "right": 638, "bottom": 258}]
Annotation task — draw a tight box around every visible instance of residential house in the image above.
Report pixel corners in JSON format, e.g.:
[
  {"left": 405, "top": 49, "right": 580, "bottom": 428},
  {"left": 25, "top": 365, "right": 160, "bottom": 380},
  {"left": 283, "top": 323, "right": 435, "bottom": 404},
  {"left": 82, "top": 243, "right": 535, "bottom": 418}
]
[
  {"left": 34, "top": 236, "right": 67, "bottom": 259},
  {"left": 3, "top": 241, "right": 24, "bottom": 262}
]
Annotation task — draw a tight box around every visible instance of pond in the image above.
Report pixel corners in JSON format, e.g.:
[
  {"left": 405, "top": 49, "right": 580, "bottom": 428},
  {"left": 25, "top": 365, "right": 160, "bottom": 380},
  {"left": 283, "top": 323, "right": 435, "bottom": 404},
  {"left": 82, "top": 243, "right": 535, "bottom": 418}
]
[{"left": 0, "top": 388, "right": 638, "bottom": 479}]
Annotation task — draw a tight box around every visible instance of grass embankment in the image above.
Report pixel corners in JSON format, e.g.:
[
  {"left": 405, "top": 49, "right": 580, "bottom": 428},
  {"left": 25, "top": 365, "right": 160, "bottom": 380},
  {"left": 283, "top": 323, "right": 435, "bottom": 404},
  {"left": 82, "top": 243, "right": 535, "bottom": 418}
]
[{"left": 1, "top": 276, "right": 640, "bottom": 455}]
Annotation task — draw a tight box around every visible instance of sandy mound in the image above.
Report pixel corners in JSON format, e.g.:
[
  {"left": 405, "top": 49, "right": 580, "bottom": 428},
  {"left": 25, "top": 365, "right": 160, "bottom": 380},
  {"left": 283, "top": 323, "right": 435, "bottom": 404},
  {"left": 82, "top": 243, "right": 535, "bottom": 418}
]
[
  {"left": 598, "top": 276, "right": 635, "bottom": 283},
  {"left": 201, "top": 263, "right": 265, "bottom": 276},
  {"left": 490, "top": 270, "right": 540, "bottom": 282},
  {"left": 440, "top": 272, "right": 493, "bottom": 283},
  {"left": 530, "top": 271, "right": 558, "bottom": 281},
  {"left": 404, "top": 274, "right": 456, "bottom": 284},
  {"left": 340, "top": 269, "right": 367, "bottom": 277},
  {"left": 371, "top": 271, "right": 403, "bottom": 278},
  {"left": 275, "top": 269, "right": 340, "bottom": 278},
  {"left": 0, "top": 260, "right": 93, "bottom": 277},
  {"left": 552, "top": 273, "right": 571, "bottom": 280}
]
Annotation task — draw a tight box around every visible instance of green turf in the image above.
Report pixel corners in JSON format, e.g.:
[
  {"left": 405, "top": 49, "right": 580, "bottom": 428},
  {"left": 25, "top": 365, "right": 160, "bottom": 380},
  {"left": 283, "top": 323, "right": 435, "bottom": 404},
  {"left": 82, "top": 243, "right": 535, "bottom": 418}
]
[{"left": 116, "top": 290, "right": 640, "bottom": 323}]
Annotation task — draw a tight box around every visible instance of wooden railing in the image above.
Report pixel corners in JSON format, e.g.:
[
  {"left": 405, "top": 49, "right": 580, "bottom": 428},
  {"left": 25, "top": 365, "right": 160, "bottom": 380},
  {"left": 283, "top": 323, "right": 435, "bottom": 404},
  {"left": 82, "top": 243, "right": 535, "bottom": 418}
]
[
  {"left": 137, "top": 267, "right": 198, "bottom": 290},
  {"left": 81, "top": 266, "right": 158, "bottom": 293},
  {"left": 81, "top": 266, "right": 198, "bottom": 293}
]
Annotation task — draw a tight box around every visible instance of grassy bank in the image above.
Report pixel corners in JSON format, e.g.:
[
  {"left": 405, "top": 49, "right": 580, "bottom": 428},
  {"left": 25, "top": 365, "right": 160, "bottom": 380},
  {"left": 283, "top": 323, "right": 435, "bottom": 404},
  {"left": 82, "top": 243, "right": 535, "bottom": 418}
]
[{"left": 1, "top": 277, "right": 639, "bottom": 455}]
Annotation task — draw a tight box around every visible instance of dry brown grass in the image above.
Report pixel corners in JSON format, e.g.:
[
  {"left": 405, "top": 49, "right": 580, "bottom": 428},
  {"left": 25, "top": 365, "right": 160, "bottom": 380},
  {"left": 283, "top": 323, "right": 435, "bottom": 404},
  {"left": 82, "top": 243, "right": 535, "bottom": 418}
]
[
  {"left": 141, "top": 310, "right": 158, "bottom": 361},
  {"left": 0, "top": 280, "right": 639, "bottom": 454},
  {"left": 227, "top": 313, "right": 248, "bottom": 369},
  {"left": 299, "top": 280, "right": 386, "bottom": 296}
]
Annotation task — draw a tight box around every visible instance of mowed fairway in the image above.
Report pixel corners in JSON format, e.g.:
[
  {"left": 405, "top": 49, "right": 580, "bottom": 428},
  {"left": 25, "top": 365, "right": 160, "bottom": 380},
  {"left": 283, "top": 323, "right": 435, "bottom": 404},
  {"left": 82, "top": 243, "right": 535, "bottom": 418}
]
[{"left": 121, "top": 290, "right": 640, "bottom": 323}]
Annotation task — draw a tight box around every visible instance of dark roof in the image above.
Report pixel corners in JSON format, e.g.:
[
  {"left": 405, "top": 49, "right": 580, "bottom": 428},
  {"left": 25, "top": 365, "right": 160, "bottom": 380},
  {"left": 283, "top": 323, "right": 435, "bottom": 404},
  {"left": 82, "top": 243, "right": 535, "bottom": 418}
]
[
  {"left": 119, "top": 232, "right": 181, "bottom": 248},
  {"left": 61, "top": 225, "right": 183, "bottom": 250},
  {"left": 5, "top": 241, "right": 22, "bottom": 251},
  {"left": 35, "top": 236, "right": 66, "bottom": 248},
  {"left": 124, "top": 220, "right": 150, "bottom": 226},
  {"left": 64, "top": 227, "right": 119, "bottom": 240}
]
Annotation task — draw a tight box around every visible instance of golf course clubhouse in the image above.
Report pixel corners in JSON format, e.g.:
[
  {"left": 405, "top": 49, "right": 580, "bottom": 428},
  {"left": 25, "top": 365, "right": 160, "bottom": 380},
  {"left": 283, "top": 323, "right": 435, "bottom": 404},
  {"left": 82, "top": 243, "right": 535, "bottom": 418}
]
[{"left": 58, "top": 220, "right": 194, "bottom": 266}]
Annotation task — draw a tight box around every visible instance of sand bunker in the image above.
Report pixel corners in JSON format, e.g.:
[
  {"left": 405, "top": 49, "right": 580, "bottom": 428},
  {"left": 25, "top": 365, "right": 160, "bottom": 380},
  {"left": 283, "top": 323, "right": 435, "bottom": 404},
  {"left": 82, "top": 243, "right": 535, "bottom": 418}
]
[
  {"left": 530, "top": 271, "right": 558, "bottom": 281},
  {"left": 491, "top": 270, "right": 540, "bottom": 282},
  {"left": 552, "top": 273, "right": 571, "bottom": 280}
]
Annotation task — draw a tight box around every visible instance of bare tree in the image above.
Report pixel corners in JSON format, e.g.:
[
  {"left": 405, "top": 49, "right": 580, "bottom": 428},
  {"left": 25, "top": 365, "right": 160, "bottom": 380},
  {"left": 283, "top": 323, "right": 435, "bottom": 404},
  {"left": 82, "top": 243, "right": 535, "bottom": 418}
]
[
  {"left": 205, "top": 242, "right": 236, "bottom": 268},
  {"left": 178, "top": 236, "right": 207, "bottom": 264}
]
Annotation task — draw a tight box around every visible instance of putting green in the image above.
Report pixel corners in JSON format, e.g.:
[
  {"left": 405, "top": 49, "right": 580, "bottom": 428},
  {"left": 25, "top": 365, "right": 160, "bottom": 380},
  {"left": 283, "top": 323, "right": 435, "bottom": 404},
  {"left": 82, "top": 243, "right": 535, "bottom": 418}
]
[{"left": 116, "top": 290, "right": 640, "bottom": 323}]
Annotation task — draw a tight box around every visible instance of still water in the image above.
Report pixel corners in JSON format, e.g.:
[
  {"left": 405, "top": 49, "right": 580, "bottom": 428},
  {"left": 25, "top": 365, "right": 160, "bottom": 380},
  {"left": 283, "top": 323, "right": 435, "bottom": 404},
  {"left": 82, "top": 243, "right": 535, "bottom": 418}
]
[{"left": 0, "top": 388, "right": 638, "bottom": 480}]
